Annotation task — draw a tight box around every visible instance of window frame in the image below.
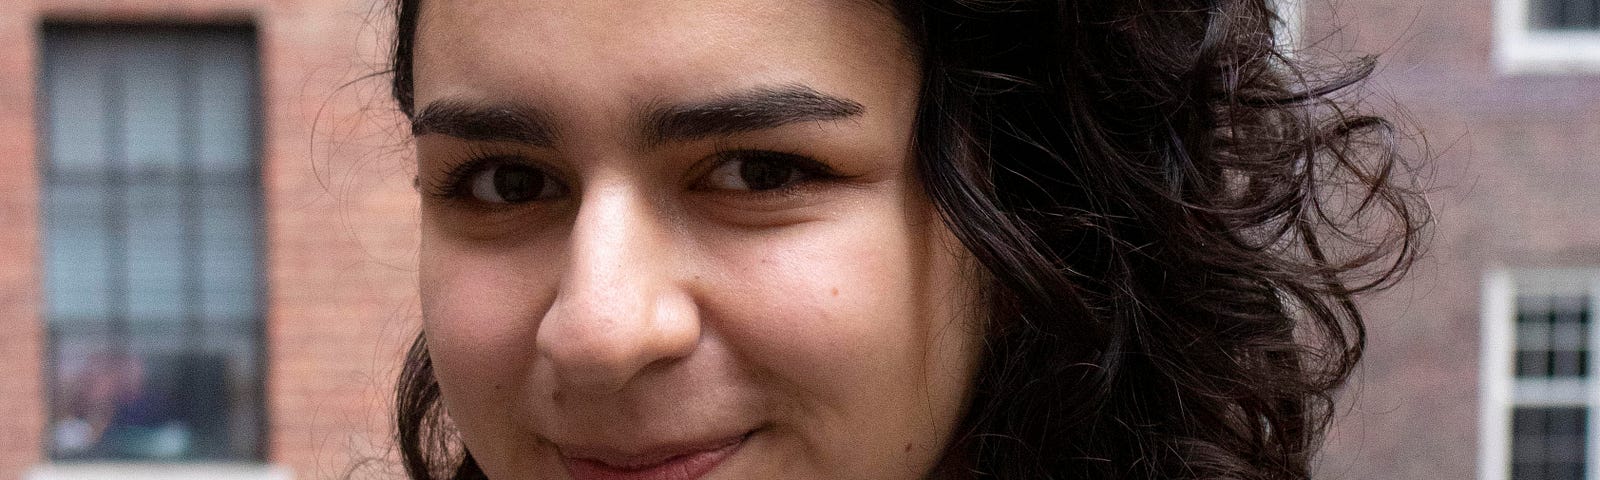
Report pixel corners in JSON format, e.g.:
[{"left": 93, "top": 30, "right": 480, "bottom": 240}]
[
  {"left": 1481, "top": 269, "right": 1600, "bottom": 480},
  {"left": 35, "top": 22, "right": 269, "bottom": 466},
  {"left": 26, "top": 463, "right": 290, "bottom": 480},
  {"left": 1495, "top": 0, "right": 1600, "bottom": 73},
  {"left": 1272, "top": 0, "right": 1304, "bottom": 53}
]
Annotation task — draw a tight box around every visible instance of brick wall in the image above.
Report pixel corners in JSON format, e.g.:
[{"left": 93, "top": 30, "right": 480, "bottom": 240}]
[
  {"left": 0, "top": 0, "right": 46, "bottom": 478},
  {"left": 0, "top": 0, "right": 418, "bottom": 478},
  {"left": 1308, "top": 0, "right": 1600, "bottom": 479},
  {"left": 2, "top": 1, "right": 1595, "bottom": 479}
]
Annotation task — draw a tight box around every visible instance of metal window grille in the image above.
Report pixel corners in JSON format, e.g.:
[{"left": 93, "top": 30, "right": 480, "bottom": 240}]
[
  {"left": 38, "top": 24, "right": 264, "bottom": 461},
  {"left": 1532, "top": 0, "right": 1600, "bottom": 30}
]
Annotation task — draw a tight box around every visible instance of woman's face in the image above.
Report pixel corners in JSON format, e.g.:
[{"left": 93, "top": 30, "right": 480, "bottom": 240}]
[{"left": 413, "top": 1, "right": 984, "bottom": 478}]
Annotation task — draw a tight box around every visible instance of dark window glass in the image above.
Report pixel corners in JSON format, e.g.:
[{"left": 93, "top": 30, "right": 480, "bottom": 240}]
[
  {"left": 39, "top": 25, "right": 263, "bottom": 461},
  {"left": 1517, "top": 295, "right": 1590, "bottom": 379},
  {"left": 1513, "top": 407, "right": 1587, "bottom": 480},
  {"left": 1532, "top": 0, "right": 1600, "bottom": 30}
]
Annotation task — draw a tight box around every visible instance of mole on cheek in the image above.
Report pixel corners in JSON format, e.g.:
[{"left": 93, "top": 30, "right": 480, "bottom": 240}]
[{"left": 831, "top": 287, "right": 839, "bottom": 297}]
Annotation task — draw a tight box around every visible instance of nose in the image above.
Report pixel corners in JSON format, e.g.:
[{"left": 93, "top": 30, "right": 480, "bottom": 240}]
[{"left": 536, "top": 184, "right": 700, "bottom": 393}]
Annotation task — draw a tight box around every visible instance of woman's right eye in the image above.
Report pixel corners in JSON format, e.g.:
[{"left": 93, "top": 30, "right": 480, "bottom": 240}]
[{"left": 462, "top": 162, "right": 563, "bottom": 204}]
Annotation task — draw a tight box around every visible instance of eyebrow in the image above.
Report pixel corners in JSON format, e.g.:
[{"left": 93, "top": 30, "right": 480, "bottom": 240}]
[
  {"left": 412, "top": 99, "right": 558, "bottom": 147},
  {"left": 641, "top": 84, "right": 864, "bottom": 147},
  {"left": 411, "top": 84, "right": 864, "bottom": 149}
]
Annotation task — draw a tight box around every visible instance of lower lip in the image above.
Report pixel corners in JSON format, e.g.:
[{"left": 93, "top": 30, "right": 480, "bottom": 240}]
[{"left": 562, "top": 435, "right": 746, "bottom": 480}]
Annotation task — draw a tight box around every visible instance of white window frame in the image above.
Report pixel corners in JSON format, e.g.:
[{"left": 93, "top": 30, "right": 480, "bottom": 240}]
[
  {"left": 1481, "top": 269, "right": 1600, "bottom": 480},
  {"left": 1272, "top": 0, "right": 1304, "bottom": 52},
  {"left": 26, "top": 463, "right": 290, "bottom": 480},
  {"left": 1495, "top": 0, "right": 1600, "bottom": 73}
]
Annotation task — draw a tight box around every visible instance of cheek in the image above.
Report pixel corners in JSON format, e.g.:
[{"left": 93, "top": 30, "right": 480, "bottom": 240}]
[
  {"left": 418, "top": 227, "right": 561, "bottom": 410},
  {"left": 712, "top": 223, "right": 912, "bottom": 368},
  {"left": 418, "top": 226, "right": 575, "bottom": 473},
  {"left": 705, "top": 214, "right": 983, "bottom": 473}
]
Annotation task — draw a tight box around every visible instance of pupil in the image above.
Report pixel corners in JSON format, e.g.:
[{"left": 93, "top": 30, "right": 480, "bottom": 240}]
[
  {"left": 493, "top": 166, "right": 543, "bottom": 202},
  {"left": 738, "top": 157, "right": 794, "bottom": 191}
]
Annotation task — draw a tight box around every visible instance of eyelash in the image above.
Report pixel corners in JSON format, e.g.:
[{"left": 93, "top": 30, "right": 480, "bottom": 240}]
[
  {"left": 694, "top": 148, "right": 845, "bottom": 195},
  {"left": 422, "top": 147, "right": 844, "bottom": 204},
  {"left": 422, "top": 145, "right": 529, "bottom": 201}
]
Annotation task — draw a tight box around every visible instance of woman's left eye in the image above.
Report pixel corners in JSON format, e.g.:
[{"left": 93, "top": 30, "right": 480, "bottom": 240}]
[{"left": 699, "top": 150, "right": 834, "bottom": 192}]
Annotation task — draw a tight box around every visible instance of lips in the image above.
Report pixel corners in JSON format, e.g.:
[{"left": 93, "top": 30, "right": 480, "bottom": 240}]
[{"left": 559, "top": 432, "right": 749, "bottom": 480}]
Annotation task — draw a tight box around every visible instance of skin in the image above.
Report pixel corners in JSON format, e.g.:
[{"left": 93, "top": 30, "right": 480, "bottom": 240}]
[{"left": 413, "top": 1, "right": 985, "bottom": 478}]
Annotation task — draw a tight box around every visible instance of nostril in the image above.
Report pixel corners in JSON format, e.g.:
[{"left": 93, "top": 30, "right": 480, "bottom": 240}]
[{"left": 546, "top": 344, "right": 650, "bottom": 393}]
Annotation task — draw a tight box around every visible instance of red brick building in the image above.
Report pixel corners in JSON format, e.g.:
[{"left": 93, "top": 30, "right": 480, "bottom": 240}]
[
  {"left": 0, "top": 1, "right": 417, "bottom": 479},
  {"left": 1308, "top": 0, "right": 1600, "bottom": 478},
  {"left": 0, "top": 0, "right": 1595, "bottom": 479}
]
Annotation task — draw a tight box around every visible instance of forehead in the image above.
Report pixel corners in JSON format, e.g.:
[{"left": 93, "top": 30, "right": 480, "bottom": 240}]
[{"left": 411, "top": 0, "right": 915, "bottom": 116}]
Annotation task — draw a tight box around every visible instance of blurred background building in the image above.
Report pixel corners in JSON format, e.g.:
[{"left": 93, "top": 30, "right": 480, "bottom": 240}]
[
  {"left": 0, "top": 0, "right": 1596, "bottom": 479},
  {"left": 0, "top": 1, "right": 416, "bottom": 479}
]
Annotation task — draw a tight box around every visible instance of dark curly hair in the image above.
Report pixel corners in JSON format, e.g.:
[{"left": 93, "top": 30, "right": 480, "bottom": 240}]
[{"left": 387, "top": 0, "right": 1429, "bottom": 478}]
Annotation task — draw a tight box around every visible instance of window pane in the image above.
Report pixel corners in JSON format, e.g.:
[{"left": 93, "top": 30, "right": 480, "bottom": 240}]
[
  {"left": 1532, "top": 0, "right": 1600, "bottom": 30},
  {"left": 43, "top": 184, "right": 111, "bottom": 320},
  {"left": 40, "top": 32, "right": 110, "bottom": 176},
  {"left": 200, "top": 180, "right": 260, "bottom": 322},
  {"left": 1512, "top": 407, "right": 1587, "bottom": 480},
  {"left": 194, "top": 32, "right": 255, "bottom": 173},
  {"left": 1516, "top": 295, "right": 1590, "bottom": 379},
  {"left": 40, "top": 25, "right": 261, "bottom": 462},
  {"left": 125, "top": 181, "right": 187, "bottom": 322},
  {"left": 49, "top": 330, "right": 259, "bottom": 460},
  {"left": 119, "top": 35, "right": 185, "bottom": 176}
]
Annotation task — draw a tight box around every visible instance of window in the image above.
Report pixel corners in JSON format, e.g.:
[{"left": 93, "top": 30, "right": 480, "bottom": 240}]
[
  {"left": 1532, "top": 0, "right": 1600, "bottom": 30},
  {"left": 38, "top": 25, "right": 264, "bottom": 462},
  {"left": 1271, "top": 0, "right": 1303, "bottom": 52},
  {"left": 1482, "top": 271, "right": 1600, "bottom": 480},
  {"left": 1496, "top": 0, "right": 1600, "bottom": 72}
]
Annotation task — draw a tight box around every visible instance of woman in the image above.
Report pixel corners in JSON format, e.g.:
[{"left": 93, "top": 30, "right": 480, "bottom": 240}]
[{"left": 388, "top": 0, "right": 1427, "bottom": 479}]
